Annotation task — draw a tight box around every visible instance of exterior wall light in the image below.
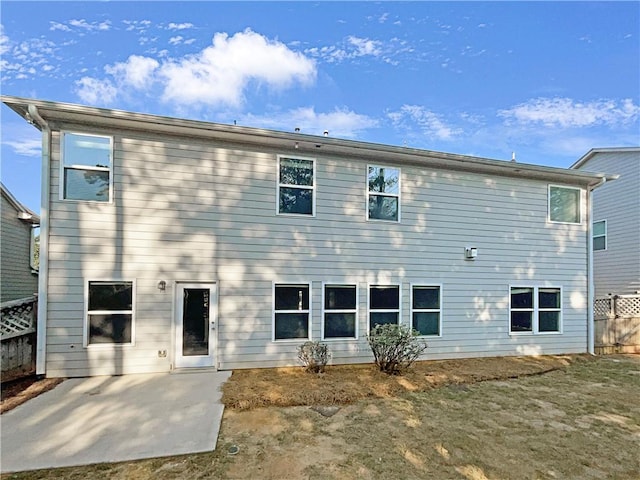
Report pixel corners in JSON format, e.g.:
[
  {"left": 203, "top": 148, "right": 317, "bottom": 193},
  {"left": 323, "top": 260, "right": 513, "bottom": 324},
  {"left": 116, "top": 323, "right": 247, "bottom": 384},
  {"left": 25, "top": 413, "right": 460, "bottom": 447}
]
[{"left": 158, "top": 280, "right": 167, "bottom": 291}]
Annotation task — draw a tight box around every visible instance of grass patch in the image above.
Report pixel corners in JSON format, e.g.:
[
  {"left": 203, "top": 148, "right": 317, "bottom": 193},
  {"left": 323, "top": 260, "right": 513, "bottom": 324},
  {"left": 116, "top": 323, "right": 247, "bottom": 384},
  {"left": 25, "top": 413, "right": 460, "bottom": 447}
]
[{"left": 222, "top": 354, "right": 588, "bottom": 410}]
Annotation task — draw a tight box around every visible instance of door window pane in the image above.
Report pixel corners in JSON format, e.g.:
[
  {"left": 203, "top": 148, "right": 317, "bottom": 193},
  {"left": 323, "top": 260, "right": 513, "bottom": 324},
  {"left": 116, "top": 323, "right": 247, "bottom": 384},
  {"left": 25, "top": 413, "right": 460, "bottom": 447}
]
[{"left": 182, "top": 288, "right": 209, "bottom": 356}]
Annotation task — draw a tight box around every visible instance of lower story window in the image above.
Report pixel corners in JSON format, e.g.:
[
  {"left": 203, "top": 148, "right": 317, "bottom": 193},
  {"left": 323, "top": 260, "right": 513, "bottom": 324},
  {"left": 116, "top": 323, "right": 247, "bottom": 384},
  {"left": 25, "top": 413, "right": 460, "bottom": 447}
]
[
  {"left": 412, "top": 285, "right": 441, "bottom": 336},
  {"left": 87, "top": 281, "right": 134, "bottom": 345},
  {"left": 274, "top": 283, "right": 310, "bottom": 340},
  {"left": 369, "top": 285, "right": 400, "bottom": 331},
  {"left": 323, "top": 284, "right": 357, "bottom": 339},
  {"left": 510, "top": 286, "right": 561, "bottom": 334}
]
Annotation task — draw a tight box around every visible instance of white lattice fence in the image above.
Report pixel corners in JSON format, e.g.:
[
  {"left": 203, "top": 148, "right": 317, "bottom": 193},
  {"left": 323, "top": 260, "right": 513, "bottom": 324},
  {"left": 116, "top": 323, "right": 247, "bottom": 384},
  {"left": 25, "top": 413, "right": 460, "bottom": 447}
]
[
  {"left": 1, "top": 296, "right": 37, "bottom": 374},
  {"left": 594, "top": 295, "right": 640, "bottom": 353}
]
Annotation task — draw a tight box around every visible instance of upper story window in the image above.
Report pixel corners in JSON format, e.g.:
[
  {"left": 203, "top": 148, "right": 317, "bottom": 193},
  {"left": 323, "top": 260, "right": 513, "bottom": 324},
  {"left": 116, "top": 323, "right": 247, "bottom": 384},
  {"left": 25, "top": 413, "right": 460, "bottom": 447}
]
[
  {"left": 368, "top": 166, "right": 400, "bottom": 221},
  {"left": 278, "top": 156, "right": 315, "bottom": 216},
  {"left": 62, "top": 132, "right": 113, "bottom": 202},
  {"left": 593, "top": 220, "right": 607, "bottom": 251},
  {"left": 548, "top": 185, "right": 581, "bottom": 224}
]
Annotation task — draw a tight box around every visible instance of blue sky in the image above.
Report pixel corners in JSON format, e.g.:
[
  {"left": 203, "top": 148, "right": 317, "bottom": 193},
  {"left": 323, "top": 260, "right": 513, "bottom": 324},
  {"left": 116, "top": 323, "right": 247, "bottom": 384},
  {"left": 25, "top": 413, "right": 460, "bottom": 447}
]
[{"left": 2, "top": 1, "right": 639, "bottom": 212}]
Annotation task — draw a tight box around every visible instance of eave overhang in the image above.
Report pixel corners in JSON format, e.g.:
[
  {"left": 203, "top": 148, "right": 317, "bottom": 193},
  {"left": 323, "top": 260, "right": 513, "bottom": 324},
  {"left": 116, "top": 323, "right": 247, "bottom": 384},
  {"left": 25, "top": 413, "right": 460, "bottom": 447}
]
[{"left": 3, "top": 95, "right": 616, "bottom": 188}]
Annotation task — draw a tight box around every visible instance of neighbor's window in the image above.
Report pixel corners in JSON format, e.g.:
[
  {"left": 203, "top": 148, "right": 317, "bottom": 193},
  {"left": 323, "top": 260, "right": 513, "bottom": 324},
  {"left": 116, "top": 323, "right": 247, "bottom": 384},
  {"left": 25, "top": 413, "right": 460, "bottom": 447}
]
[
  {"left": 411, "top": 285, "right": 441, "bottom": 336},
  {"left": 368, "top": 166, "right": 400, "bottom": 221},
  {"left": 593, "top": 220, "right": 607, "bottom": 251},
  {"left": 369, "top": 285, "right": 400, "bottom": 331},
  {"left": 87, "top": 281, "right": 134, "bottom": 345},
  {"left": 62, "top": 132, "right": 112, "bottom": 202},
  {"left": 510, "top": 286, "right": 561, "bottom": 334},
  {"left": 549, "top": 185, "right": 581, "bottom": 224},
  {"left": 278, "top": 156, "right": 315, "bottom": 215},
  {"left": 273, "top": 283, "right": 310, "bottom": 340},
  {"left": 323, "top": 284, "right": 357, "bottom": 339}
]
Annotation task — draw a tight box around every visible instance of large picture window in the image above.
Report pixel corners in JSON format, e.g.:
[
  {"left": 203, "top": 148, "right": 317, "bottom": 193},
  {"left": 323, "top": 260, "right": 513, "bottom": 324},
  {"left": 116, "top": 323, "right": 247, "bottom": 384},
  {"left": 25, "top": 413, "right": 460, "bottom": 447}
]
[
  {"left": 368, "top": 166, "right": 400, "bottom": 221},
  {"left": 273, "top": 283, "right": 310, "bottom": 340},
  {"left": 86, "top": 281, "right": 134, "bottom": 345},
  {"left": 548, "top": 185, "right": 581, "bottom": 224},
  {"left": 323, "top": 284, "right": 357, "bottom": 339},
  {"left": 278, "top": 156, "right": 315, "bottom": 215},
  {"left": 510, "top": 286, "right": 561, "bottom": 334},
  {"left": 411, "top": 285, "right": 441, "bottom": 336},
  {"left": 369, "top": 285, "right": 400, "bottom": 332},
  {"left": 62, "top": 132, "right": 112, "bottom": 202}
]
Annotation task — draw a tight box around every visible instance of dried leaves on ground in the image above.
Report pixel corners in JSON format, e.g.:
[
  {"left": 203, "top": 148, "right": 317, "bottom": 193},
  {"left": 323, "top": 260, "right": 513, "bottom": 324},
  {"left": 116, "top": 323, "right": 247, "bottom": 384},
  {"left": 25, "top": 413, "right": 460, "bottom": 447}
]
[{"left": 222, "top": 354, "right": 587, "bottom": 410}]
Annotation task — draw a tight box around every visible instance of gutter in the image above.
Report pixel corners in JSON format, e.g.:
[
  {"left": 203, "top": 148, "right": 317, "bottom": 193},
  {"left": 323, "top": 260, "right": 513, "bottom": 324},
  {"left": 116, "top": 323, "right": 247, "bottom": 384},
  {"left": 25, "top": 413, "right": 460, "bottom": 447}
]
[
  {"left": 586, "top": 176, "right": 607, "bottom": 355},
  {"left": 27, "top": 104, "right": 50, "bottom": 376}
]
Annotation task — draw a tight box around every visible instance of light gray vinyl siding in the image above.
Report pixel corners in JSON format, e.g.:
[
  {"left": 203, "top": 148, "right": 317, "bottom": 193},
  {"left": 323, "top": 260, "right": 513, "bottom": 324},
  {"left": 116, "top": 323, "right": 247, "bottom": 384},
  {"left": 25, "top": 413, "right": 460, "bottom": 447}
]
[
  {"left": 577, "top": 152, "right": 640, "bottom": 297},
  {"left": 1, "top": 194, "right": 38, "bottom": 302},
  {"left": 44, "top": 127, "right": 590, "bottom": 377}
]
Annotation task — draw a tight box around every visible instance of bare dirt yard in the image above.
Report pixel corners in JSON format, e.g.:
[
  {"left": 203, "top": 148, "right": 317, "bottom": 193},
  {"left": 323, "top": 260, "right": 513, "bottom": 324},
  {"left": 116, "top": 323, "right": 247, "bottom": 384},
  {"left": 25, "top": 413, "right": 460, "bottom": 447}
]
[{"left": 2, "top": 354, "right": 639, "bottom": 480}]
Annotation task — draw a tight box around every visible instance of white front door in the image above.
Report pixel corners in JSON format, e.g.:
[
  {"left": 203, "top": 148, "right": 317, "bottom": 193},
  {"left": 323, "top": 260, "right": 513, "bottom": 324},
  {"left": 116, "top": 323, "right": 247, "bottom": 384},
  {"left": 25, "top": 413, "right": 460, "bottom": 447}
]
[{"left": 175, "top": 283, "right": 217, "bottom": 368}]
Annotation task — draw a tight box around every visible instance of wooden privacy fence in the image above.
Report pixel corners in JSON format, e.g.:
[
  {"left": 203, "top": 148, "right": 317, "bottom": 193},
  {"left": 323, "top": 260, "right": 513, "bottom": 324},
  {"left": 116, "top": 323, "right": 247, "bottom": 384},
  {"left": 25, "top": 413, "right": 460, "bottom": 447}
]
[
  {"left": 1, "top": 295, "right": 37, "bottom": 376},
  {"left": 594, "top": 294, "right": 640, "bottom": 354}
]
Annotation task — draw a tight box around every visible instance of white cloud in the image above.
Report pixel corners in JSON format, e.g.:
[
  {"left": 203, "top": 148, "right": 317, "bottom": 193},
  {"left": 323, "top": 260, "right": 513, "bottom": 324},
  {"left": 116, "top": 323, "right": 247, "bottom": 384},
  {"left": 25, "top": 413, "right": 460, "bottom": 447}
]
[
  {"left": 49, "top": 22, "right": 72, "bottom": 32},
  {"left": 123, "top": 20, "right": 151, "bottom": 33},
  {"left": 499, "top": 97, "right": 640, "bottom": 128},
  {"left": 75, "top": 77, "right": 118, "bottom": 104},
  {"left": 4, "top": 139, "right": 41, "bottom": 157},
  {"left": 74, "top": 29, "right": 316, "bottom": 109},
  {"left": 168, "top": 22, "right": 194, "bottom": 30},
  {"left": 388, "top": 105, "right": 462, "bottom": 140},
  {"left": 169, "top": 36, "right": 183, "bottom": 45},
  {"left": 105, "top": 55, "right": 159, "bottom": 89},
  {"left": 305, "top": 35, "right": 383, "bottom": 63},
  {"left": 68, "top": 19, "right": 112, "bottom": 32},
  {"left": 240, "top": 107, "right": 378, "bottom": 138},
  {"left": 160, "top": 29, "right": 316, "bottom": 107}
]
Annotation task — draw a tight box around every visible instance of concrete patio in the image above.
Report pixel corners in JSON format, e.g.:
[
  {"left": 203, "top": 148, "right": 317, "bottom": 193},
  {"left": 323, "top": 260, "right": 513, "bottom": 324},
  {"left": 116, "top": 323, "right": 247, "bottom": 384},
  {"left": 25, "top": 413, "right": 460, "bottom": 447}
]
[{"left": 1, "top": 370, "right": 231, "bottom": 473}]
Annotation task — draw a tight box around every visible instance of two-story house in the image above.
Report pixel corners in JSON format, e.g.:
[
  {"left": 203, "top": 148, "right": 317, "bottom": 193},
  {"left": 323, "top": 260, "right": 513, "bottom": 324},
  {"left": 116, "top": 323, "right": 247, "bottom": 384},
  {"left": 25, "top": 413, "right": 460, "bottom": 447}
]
[
  {"left": 1, "top": 183, "right": 39, "bottom": 303},
  {"left": 2, "top": 96, "right": 615, "bottom": 378},
  {"left": 572, "top": 147, "right": 640, "bottom": 298}
]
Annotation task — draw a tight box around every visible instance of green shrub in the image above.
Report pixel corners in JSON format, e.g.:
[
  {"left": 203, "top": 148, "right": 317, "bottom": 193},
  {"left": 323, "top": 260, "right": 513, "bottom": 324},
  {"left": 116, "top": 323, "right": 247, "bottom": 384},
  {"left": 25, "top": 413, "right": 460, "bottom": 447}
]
[
  {"left": 297, "top": 341, "right": 330, "bottom": 373},
  {"left": 367, "top": 324, "right": 427, "bottom": 375}
]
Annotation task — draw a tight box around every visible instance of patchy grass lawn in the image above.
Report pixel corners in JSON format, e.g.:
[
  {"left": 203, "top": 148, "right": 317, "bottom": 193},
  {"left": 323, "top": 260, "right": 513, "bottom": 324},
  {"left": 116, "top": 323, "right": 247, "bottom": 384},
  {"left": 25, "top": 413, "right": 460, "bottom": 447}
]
[{"left": 2, "top": 355, "right": 639, "bottom": 480}]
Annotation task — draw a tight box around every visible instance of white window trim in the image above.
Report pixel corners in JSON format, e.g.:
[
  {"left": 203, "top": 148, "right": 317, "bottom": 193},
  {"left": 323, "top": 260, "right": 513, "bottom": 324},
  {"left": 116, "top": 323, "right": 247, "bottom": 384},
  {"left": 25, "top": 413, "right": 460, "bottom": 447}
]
[
  {"left": 410, "top": 283, "right": 443, "bottom": 338},
  {"left": 60, "top": 131, "right": 114, "bottom": 203},
  {"left": 272, "top": 281, "right": 312, "bottom": 342},
  {"left": 593, "top": 219, "right": 607, "bottom": 251},
  {"left": 548, "top": 184, "right": 582, "bottom": 225},
  {"left": 83, "top": 279, "right": 136, "bottom": 347},
  {"left": 29, "top": 225, "right": 39, "bottom": 272},
  {"left": 276, "top": 155, "right": 316, "bottom": 217},
  {"left": 321, "top": 282, "right": 359, "bottom": 340},
  {"left": 509, "top": 285, "right": 563, "bottom": 335},
  {"left": 366, "top": 164, "right": 401, "bottom": 223},
  {"left": 367, "top": 283, "right": 401, "bottom": 334}
]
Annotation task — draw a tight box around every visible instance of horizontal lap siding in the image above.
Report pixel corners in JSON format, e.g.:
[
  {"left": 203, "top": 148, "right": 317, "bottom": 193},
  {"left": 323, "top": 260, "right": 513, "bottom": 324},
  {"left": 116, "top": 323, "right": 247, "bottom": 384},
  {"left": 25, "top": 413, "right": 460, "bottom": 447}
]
[
  {"left": 45, "top": 129, "right": 589, "bottom": 376},
  {"left": 580, "top": 153, "right": 640, "bottom": 297}
]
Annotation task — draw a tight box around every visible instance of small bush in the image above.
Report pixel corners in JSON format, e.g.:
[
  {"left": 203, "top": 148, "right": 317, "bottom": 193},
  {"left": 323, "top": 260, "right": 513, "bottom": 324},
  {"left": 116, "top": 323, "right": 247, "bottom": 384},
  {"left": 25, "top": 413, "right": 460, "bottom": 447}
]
[
  {"left": 367, "top": 324, "right": 427, "bottom": 375},
  {"left": 297, "top": 341, "right": 330, "bottom": 373}
]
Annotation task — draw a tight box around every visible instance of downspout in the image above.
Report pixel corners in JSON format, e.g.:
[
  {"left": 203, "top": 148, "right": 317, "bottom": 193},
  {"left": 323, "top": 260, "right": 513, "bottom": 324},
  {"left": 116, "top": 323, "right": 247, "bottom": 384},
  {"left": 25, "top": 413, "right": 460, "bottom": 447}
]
[
  {"left": 587, "top": 177, "right": 606, "bottom": 355},
  {"left": 28, "top": 104, "right": 50, "bottom": 376}
]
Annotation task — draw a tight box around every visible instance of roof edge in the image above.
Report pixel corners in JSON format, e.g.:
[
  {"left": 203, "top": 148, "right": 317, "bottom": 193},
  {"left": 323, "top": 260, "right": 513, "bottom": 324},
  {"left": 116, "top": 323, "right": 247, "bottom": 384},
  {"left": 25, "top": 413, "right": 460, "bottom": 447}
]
[
  {"left": 572, "top": 146, "right": 640, "bottom": 170},
  {"left": 1, "top": 183, "right": 40, "bottom": 224},
  {"left": 2, "top": 95, "right": 613, "bottom": 188}
]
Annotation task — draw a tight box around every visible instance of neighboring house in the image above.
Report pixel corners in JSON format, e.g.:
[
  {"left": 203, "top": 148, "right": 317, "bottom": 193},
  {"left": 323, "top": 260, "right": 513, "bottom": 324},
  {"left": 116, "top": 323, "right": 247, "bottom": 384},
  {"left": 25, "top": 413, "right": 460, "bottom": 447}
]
[
  {"left": 572, "top": 147, "right": 640, "bottom": 298},
  {"left": 2, "top": 96, "right": 615, "bottom": 378},
  {"left": 1, "top": 183, "right": 39, "bottom": 303}
]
